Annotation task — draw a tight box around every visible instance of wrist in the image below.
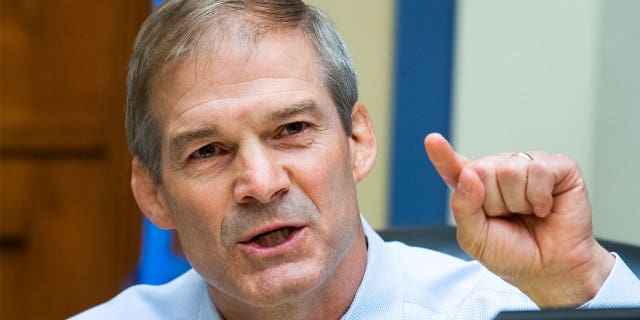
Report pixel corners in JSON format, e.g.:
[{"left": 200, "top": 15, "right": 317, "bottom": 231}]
[{"left": 518, "top": 244, "right": 615, "bottom": 308}]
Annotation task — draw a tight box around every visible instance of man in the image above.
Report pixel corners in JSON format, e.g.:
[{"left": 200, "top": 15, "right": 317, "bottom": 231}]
[{"left": 72, "top": 0, "right": 640, "bottom": 319}]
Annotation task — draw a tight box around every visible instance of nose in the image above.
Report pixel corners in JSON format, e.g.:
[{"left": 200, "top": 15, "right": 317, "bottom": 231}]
[{"left": 232, "top": 144, "right": 290, "bottom": 204}]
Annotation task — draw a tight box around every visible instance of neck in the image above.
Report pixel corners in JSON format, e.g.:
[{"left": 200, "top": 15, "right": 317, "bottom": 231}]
[{"left": 211, "top": 227, "right": 368, "bottom": 320}]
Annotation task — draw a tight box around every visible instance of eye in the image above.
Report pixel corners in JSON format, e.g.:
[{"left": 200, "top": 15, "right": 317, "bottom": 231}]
[
  {"left": 278, "top": 122, "right": 308, "bottom": 137},
  {"left": 189, "top": 144, "right": 218, "bottom": 160}
]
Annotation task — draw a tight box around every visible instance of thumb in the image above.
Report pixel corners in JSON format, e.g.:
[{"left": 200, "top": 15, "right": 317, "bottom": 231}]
[
  {"left": 424, "top": 133, "right": 469, "bottom": 189},
  {"left": 451, "top": 165, "right": 488, "bottom": 257},
  {"left": 451, "top": 165, "right": 487, "bottom": 228}
]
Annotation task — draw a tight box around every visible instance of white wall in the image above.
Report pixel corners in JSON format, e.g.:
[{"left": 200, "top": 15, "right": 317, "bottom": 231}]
[
  {"left": 297, "top": 1, "right": 639, "bottom": 239},
  {"left": 453, "top": 0, "right": 640, "bottom": 245},
  {"left": 591, "top": 0, "right": 640, "bottom": 245}
]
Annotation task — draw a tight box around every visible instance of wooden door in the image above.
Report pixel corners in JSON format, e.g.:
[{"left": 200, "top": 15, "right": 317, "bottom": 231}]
[{"left": 1, "top": 1, "right": 149, "bottom": 318}]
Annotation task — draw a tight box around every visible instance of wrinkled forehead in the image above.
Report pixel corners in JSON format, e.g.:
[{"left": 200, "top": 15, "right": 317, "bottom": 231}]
[{"left": 148, "top": 26, "right": 323, "bottom": 120}]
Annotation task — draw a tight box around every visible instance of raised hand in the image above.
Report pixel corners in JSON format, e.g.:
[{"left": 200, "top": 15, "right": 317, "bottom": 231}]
[{"left": 424, "top": 133, "right": 614, "bottom": 307}]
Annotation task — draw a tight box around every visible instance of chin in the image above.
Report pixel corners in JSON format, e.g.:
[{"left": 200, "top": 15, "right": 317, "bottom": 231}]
[{"left": 236, "top": 260, "right": 331, "bottom": 307}]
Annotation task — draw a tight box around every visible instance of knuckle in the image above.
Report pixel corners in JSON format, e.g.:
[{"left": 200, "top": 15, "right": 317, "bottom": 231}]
[
  {"left": 471, "top": 161, "right": 492, "bottom": 181},
  {"left": 555, "top": 153, "right": 578, "bottom": 167},
  {"left": 505, "top": 201, "right": 532, "bottom": 214},
  {"left": 526, "top": 191, "right": 548, "bottom": 205},
  {"left": 497, "top": 165, "right": 520, "bottom": 180}
]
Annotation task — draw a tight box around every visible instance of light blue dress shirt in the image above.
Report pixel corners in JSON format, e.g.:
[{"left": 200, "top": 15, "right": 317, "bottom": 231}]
[{"left": 71, "top": 218, "right": 640, "bottom": 319}]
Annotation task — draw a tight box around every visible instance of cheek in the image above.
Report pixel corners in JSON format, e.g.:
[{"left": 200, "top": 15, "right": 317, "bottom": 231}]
[
  {"left": 294, "top": 143, "right": 358, "bottom": 217},
  {"left": 162, "top": 181, "right": 230, "bottom": 255},
  {"left": 167, "top": 184, "right": 223, "bottom": 223}
]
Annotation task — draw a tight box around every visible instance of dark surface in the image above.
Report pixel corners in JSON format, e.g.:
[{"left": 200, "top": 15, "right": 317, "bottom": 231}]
[
  {"left": 599, "top": 239, "right": 640, "bottom": 278},
  {"left": 494, "top": 308, "right": 640, "bottom": 320},
  {"left": 376, "top": 226, "right": 640, "bottom": 278},
  {"left": 377, "top": 226, "right": 471, "bottom": 261}
]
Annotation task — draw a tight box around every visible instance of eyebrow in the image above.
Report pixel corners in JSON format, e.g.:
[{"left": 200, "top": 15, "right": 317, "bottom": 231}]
[
  {"left": 168, "top": 127, "right": 220, "bottom": 160},
  {"left": 264, "top": 99, "right": 325, "bottom": 123},
  {"left": 167, "top": 99, "right": 325, "bottom": 159}
]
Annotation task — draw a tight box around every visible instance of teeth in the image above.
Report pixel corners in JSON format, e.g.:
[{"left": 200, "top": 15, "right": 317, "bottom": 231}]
[{"left": 252, "top": 227, "right": 293, "bottom": 248}]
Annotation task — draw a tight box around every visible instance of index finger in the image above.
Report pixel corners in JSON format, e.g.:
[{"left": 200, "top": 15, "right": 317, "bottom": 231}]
[{"left": 424, "top": 133, "right": 469, "bottom": 189}]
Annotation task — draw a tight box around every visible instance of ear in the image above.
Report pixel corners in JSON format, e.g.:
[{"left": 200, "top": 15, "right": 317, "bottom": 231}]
[
  {"left": 131, "top": 157, "right": 176, "bottom": 229},
  {"left": 349, "top": 102, "right": 377, "bottom": 183}
]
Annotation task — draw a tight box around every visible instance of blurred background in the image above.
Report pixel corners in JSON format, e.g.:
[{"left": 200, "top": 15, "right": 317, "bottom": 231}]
[{"left": 1, "top": 0, "right": 638, "bottom": 318}]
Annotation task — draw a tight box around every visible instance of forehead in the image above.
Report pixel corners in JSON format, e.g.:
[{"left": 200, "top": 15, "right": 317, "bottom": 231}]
[{"left": 150, "top": 29, "right": 323, "bottom": 120}]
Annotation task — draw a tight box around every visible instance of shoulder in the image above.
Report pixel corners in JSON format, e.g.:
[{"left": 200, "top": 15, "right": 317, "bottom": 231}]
[
  {"left": 69, "top": 269, "right": 213, "bottom": 320},
  {"left": 383, "top": 239, "right": 487, "bottom": 291},
  {"left": 382, "top": 241, "right": 534, "bottom": 314}
]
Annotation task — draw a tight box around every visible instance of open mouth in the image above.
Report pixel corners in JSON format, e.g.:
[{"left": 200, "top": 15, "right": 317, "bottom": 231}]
[{"left": 246, "top": 227, "right": 298, "bottom": 248}]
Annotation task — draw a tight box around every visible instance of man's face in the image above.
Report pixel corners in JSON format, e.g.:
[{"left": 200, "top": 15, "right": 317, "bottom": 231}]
[{"left": 140, "top": 31, "right": 373, "bottom": 308}]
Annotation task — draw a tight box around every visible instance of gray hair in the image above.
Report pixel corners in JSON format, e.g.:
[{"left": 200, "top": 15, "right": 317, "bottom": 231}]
[{"left": 125, "top": 0, "right": 358, "bottom": 183}]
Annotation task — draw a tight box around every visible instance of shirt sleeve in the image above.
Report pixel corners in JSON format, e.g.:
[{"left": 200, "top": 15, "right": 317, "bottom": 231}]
[{"left": 580, "top": 253, "right": 640, "bottom": 308}]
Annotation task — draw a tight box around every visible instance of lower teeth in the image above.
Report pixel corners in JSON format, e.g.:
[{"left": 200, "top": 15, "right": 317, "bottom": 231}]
[{"left": 253, "top": 227, "right": 293, "bottom": 247}]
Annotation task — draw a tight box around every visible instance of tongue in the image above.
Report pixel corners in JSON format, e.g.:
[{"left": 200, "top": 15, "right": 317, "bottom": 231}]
[{"left": 252, "top": 227, "right": 293, "bottom": 248}]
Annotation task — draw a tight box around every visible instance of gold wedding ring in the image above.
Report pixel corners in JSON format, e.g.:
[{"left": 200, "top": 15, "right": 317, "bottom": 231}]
[{"left": 514, "top": 152, "right": 534, "bottom": 161}]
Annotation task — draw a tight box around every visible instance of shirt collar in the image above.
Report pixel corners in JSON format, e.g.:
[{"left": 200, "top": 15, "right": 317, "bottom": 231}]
[{"left": 340, "top": 216, "right": 405, "bottom": 319}]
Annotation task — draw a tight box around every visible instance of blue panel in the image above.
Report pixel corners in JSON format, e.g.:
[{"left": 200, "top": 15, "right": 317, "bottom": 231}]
[
  {"left": 390, "top": 0, "right": 456, "bottom": 226},
  {"left": 138, "top": 218, "right": 191, "bottom": 285}
]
